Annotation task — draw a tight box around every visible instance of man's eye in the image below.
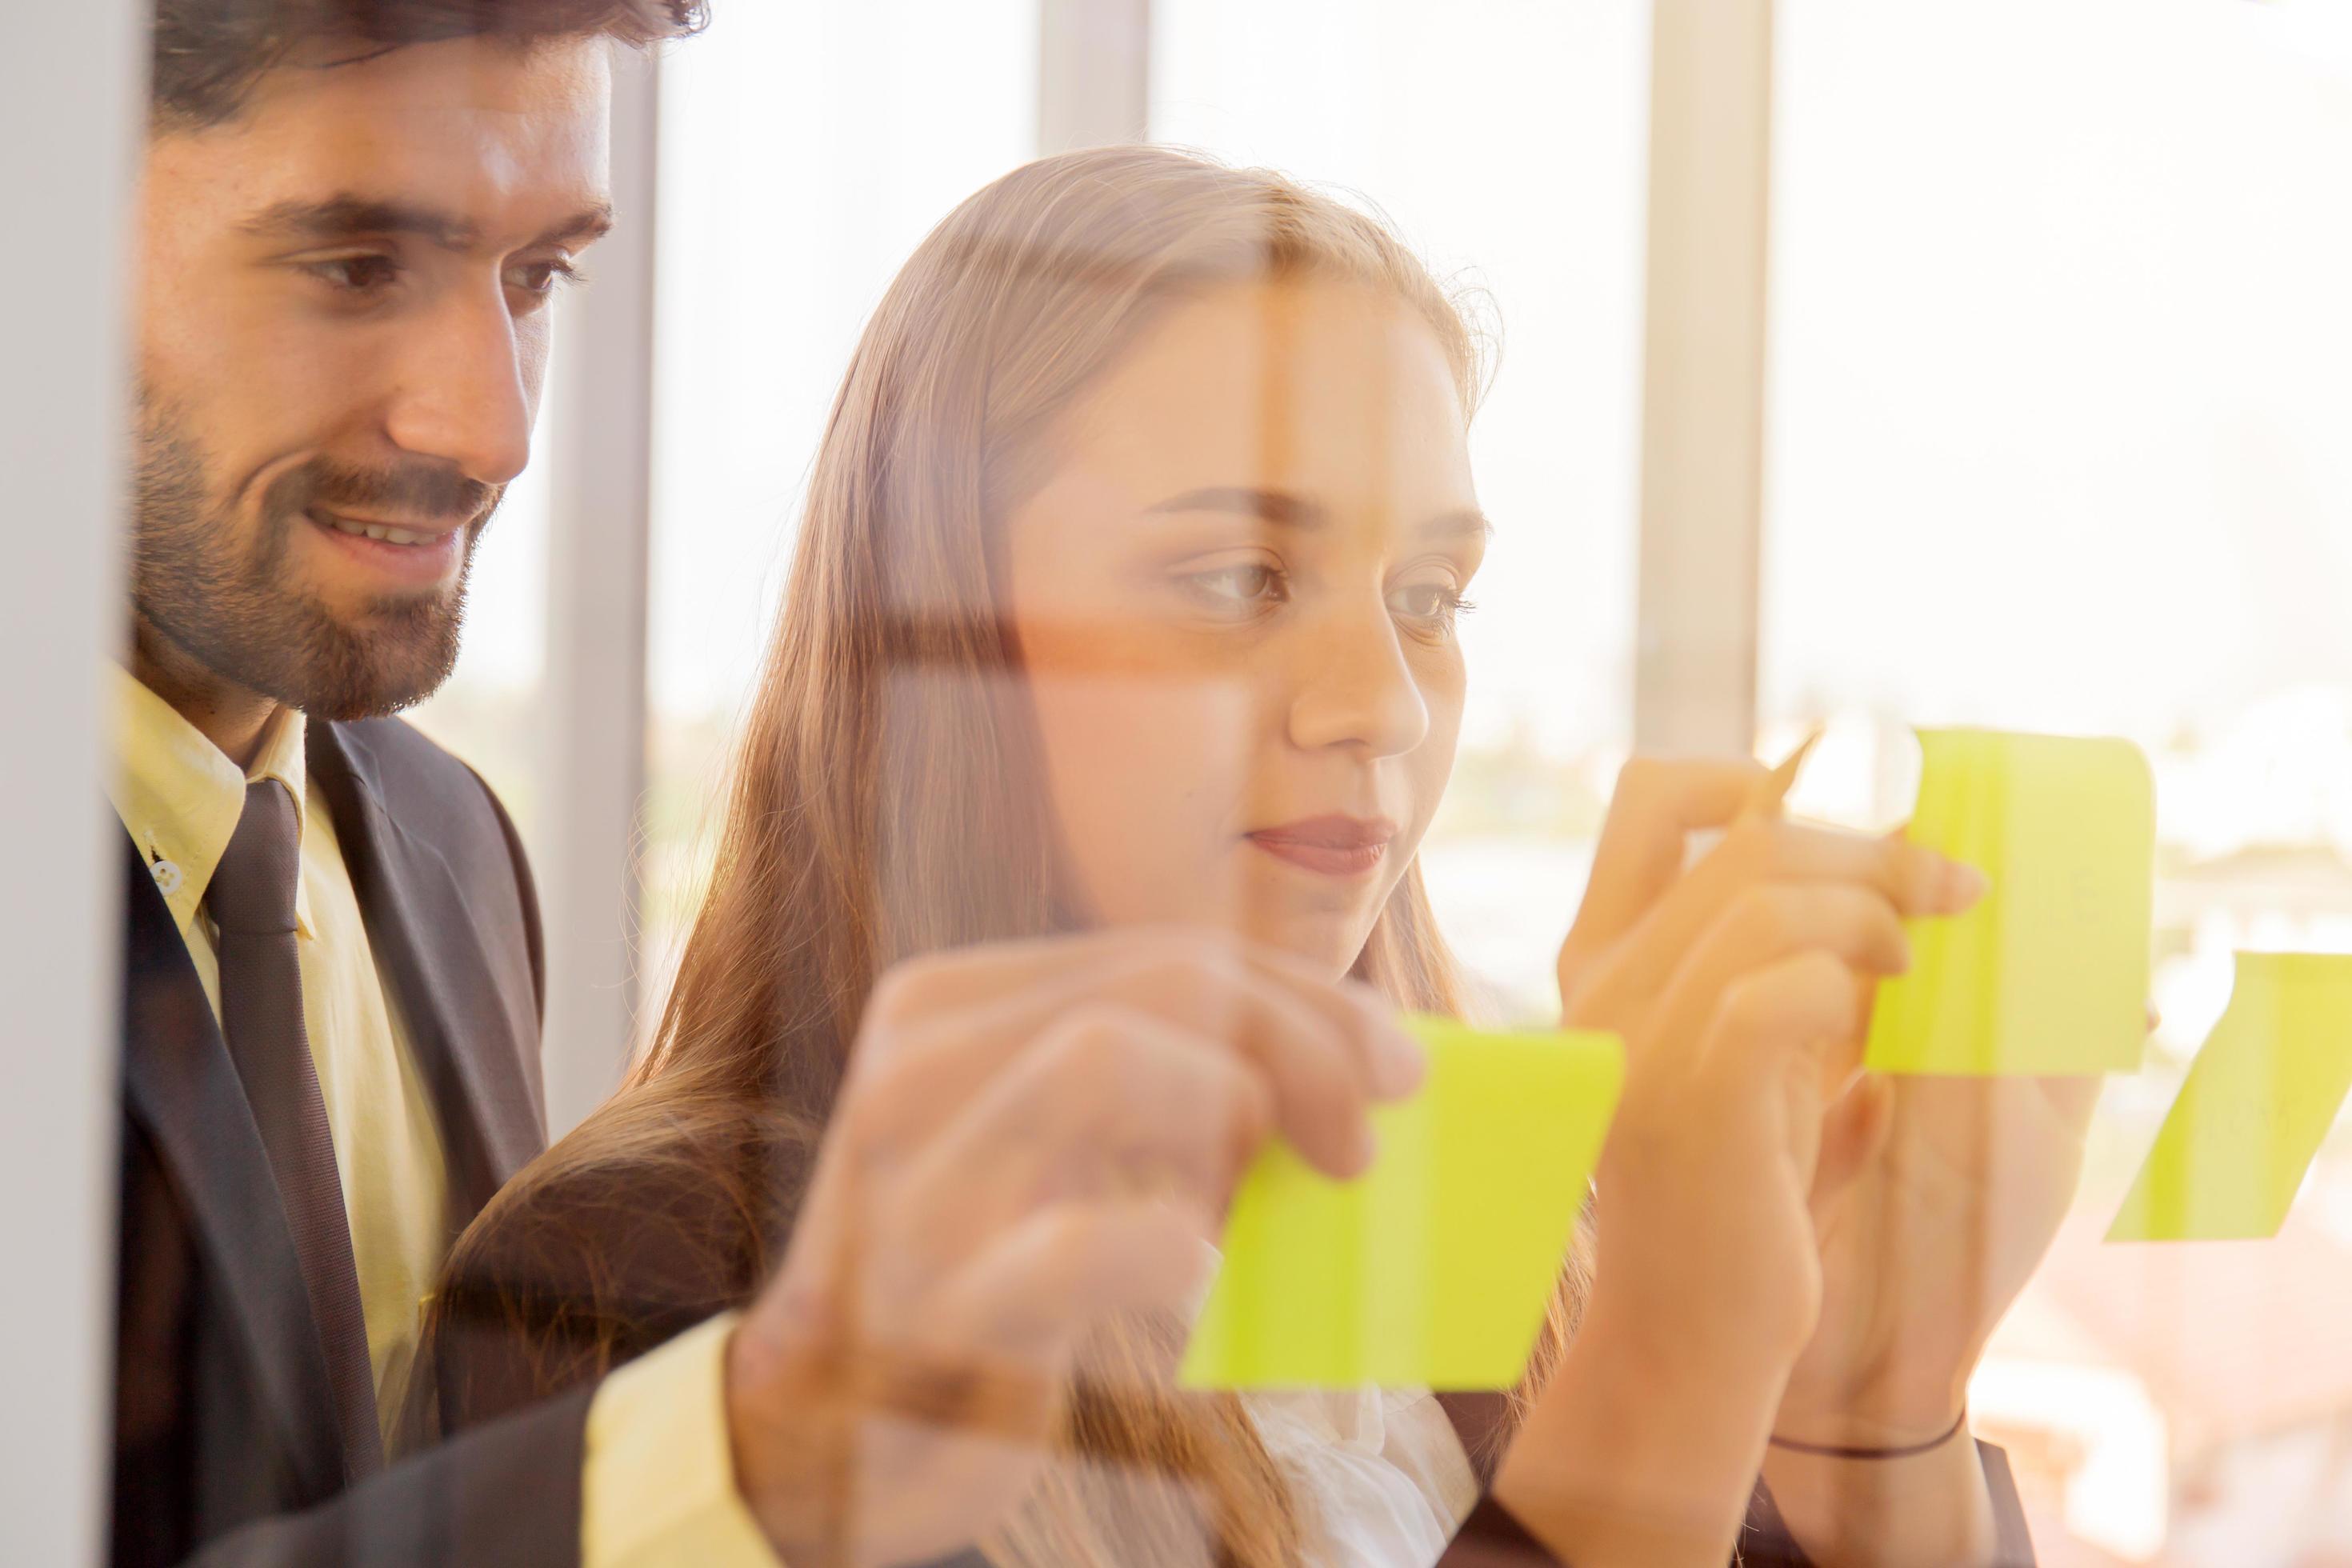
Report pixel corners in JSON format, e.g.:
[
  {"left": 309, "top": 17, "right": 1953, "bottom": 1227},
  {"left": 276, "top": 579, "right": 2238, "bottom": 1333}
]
[
  {"left": 507, "top": 258, "right": 582, "bottom": 300},
  {"left": 302, "top": 255, "right": 400, "bottom": 294}
]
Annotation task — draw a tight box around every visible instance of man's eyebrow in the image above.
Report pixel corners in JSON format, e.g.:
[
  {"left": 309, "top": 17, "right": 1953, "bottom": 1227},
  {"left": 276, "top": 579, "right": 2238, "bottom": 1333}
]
[
  {"left": 534, "top": 204, "right": 614, "bottom": 249},
  {"left": 238, "top": 196, "right": 614, "bottom": 253},
  {"left": 1144, "top": 486, "right": 1493, "bottom": 539},
  {"left": 239, "top": 197, "right": 480, "bottom": 250}
]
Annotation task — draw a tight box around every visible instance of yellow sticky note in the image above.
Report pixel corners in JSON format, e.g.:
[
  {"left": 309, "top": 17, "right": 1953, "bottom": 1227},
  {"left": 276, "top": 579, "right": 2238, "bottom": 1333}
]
[
  {"left": 2109, "top": 954, "right": 2352, "bottom": 1242},
  {"left": 1865, "top": 729, "right": 2154, "bottom": 1075},
  {"left": 1178, "top": 1017, "right": 1621, "bottom": 1390}
]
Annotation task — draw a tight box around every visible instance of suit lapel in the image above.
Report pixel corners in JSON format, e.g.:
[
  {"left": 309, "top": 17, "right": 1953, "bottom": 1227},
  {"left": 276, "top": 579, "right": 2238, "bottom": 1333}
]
[
  {"left": 306, "top": 722, "right": 544, "bottom": 1224},
  {"left": 118, "top": 837, "right": 346, "bottom": 1498}
]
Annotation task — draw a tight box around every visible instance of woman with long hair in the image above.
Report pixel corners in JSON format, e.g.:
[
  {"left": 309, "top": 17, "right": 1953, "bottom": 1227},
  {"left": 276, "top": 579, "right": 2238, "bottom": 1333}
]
[{"left": 420, "top": 146, "right": 2078, "bottom": 1566}]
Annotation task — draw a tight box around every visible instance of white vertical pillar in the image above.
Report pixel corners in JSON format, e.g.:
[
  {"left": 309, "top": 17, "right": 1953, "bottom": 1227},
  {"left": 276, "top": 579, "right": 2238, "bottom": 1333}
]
[
  {"left": 0, "top": 3, "right": 141, "bottom": 1563},
  {"left": 1633, "top": 0, "right": 1776, "bottom": 756},
  {"left": 1038, "top": 0, "right": 1151, "bottom": 154},
  {"left": 539, "top": 42, "right": 662, "bottom": 1135}
]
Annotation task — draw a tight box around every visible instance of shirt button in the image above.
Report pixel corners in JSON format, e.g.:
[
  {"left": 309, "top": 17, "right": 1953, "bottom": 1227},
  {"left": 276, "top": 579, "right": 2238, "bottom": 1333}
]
[{"left": 150, "top": 858, "right": 184, "bottom": 897}]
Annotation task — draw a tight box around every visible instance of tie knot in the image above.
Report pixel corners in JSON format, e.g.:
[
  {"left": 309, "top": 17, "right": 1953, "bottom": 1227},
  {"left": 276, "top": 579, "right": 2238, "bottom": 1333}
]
[{"left": 207, "top": 779, "right": 302, "bottom": 935}]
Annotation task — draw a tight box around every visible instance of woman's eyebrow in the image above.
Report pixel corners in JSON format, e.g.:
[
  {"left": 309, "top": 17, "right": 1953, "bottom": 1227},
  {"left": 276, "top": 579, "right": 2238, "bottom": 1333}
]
[
  {"left": 1144, "top": 486, "right": 1325, "bottom": 528},
  {"left": 1420, "top": 507, "right": 1494, "bottom": 541},
  {"left": 1142, "top": 488, "right": 1491, "bottom": 539}
]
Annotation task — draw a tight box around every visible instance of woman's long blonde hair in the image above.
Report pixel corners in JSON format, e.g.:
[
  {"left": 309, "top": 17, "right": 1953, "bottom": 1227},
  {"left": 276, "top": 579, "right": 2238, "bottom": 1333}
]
[{"left": 489, "top": 146, "right": 1494, "bottom": 1566}]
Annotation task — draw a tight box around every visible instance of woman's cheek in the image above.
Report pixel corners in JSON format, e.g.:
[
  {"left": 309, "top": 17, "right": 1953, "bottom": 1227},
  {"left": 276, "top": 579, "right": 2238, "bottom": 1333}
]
[
  {"left": 1026, "top": 664, "right": 1259, "bottom": 927},
  {"left": 1405, "top": 650, "right": 1468, "bottom": 839}
]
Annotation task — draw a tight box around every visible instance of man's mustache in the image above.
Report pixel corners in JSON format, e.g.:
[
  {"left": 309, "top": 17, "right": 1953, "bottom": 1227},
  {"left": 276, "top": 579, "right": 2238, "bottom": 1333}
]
[{"left": 268, "top": 458, "right": 501, "bottom": 529}]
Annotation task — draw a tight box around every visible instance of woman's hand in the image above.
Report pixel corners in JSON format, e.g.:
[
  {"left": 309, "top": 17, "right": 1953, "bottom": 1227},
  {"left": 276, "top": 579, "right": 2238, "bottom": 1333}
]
[
  {"left": 1756, "top": 1004, "right": 2111, "bottom": 1568},
  {"left": 1759, "top": 1086, "right": 2107, "bottom": 1568},
  {"left": 1777, "top": 1071, "right": 2098, "bottom": 1451},
  {"left": 719, "top": 929, "right": 1424, "bottom": 1567},
  {"left": 1757, "top": 1069, "right": 2099, "bottom": 1566},
  {"left": 1493, "top": 759, "right": 1985, "bottom": 1565},
  {"left": 1558, "top": 759, "right": 1988, "bottom": 1369}
]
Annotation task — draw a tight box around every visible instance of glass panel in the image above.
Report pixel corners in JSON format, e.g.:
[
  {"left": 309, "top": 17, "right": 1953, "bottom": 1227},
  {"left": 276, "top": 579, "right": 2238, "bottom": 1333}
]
[
  {"left": 1154, "top": 0, "right": 1654, "bottom": 1015},
  {"left": 1767, "top": 2, "right": 2352, "bottom": 1556},
  {"left": 644, "top": 0, "right": 1043, "bottom": 1024},
  {"left": 403, "top": 378, "right": 554, "bottom": 854}
]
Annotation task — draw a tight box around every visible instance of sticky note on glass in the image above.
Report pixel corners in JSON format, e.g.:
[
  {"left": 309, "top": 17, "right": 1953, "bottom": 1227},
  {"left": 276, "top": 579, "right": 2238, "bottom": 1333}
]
[
  {"left": 1178, "top": 1016, "right": 1620, "bottom": 1391},
  {"left": 2108, "top": 954, "right": 2352, "bottom": 1242},
  {"left": 1864, "top": 729, "right": 2154, "bottom": 1075}
]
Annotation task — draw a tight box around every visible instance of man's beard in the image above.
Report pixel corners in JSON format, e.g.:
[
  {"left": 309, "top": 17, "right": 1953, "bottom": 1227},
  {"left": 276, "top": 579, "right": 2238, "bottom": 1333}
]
[{"left": 131, "top": 395, "right": 498, "bottom": 721}]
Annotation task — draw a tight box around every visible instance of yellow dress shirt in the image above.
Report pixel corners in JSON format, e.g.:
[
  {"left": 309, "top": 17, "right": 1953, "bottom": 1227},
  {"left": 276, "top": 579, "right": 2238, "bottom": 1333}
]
[{"left": 108, "top": 668, "right": 775, "bottom": 1566}]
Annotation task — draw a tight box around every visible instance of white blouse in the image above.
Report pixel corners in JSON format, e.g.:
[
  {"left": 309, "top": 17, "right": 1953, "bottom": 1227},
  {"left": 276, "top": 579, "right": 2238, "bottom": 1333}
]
[
  {"left": 1242, "top": 1386, "right": 1482, "bottom": 1567},
  {"left": 1180, "top": 1240, "right": 1481, "bottom": 1566}
]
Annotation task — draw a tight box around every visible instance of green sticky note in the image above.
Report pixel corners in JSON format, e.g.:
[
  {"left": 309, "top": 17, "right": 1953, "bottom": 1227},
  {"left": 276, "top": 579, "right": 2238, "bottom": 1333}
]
[
  {"left": 2109, "top": 954, "right": 2352, "bottom": 1242},
  {"left": 1864, "top": 729, "right": 2155, "bottom": 1075},
  {"left": 1178, "top": 1016, "right": 1621, "bottom": 1391}
]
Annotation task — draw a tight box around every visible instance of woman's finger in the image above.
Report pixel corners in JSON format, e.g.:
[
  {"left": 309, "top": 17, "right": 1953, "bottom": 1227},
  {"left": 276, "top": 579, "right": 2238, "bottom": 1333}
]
[
  {"left": 1809, "top": 1074, "right": 1895, "bottom": 1229},
  {"left": 1570, "top": 756, "right": 1770, "bottom": 950},
  {"left": 1730, "top": 821, "right": 1986, "bottom": 913},
  {"left": 780, "top": 1006, "right": 1259, "bottom": 1390},
  {"left": 1627, "top": 951, "right": 1863, "bottom": 1202},
  {"left": 871, "top": 935, "right": 1389, "bottom": 1177},
  {"left": 895, "top": 1006, "right": 1277, "bottom": 1250},
  {"left": 1640, "top": 886, "right": 1908, "bottom": 1076},
  {"left": 1046, "top": 942, "right": 1387, "bottom": 1176},
  {"left": 797, "top": 1196, "right": 1208, "bottom": 1449},
  {"left": 2035, "top": 1073, "right": 2105, "bottom": 1131},
  {"left": 1575, "top": 822, "right": 1981, "bottom": 1029},
  {"left": 938, "top": 1196, "right": 1219, "bottom": 1362},
  {"left": 1238, "top": 938, "right": 1428, "bottom": 1100},
  {"left": 1041, "top": 945, "right": 1385, "bottom": 1176},
  {"left": 1703, "top": 950, "right": 1868, "bottom": 1087}
]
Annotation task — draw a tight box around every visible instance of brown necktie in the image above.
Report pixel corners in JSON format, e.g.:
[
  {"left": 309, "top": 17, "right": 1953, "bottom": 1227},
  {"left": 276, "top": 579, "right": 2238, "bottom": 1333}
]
[{"left": 207, "top": 778, "right": 383, "bottom": 1478}]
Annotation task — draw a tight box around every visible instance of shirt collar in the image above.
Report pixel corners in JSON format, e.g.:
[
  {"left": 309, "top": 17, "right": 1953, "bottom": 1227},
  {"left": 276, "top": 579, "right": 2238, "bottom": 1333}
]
[{"left": 107, "top": 665, "right": 314, "bottom": 940}]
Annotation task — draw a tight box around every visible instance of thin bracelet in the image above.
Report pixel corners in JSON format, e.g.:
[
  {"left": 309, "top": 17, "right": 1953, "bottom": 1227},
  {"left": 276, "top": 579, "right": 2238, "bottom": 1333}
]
[{"left": 1767, "top": 1408, "right": 1967, "bottom": 1462}]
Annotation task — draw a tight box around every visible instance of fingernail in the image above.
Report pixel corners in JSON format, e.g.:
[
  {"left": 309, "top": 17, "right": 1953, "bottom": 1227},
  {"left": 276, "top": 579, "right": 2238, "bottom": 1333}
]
[
  {"left": 1376, "top": 1034, "right": 1429, "bottom": 1099},
  {"left": 1943, "top": 860, "right": 1990, "bottom": 909}
]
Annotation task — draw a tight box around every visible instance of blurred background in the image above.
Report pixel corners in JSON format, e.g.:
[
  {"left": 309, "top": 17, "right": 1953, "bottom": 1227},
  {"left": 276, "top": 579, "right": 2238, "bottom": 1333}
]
[{"left": 382, "top": 0, "right": 2352, "bottom": 1558}]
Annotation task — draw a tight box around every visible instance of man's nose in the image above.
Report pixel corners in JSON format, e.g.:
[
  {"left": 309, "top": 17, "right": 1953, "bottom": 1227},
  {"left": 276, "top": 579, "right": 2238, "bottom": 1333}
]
[{"left": 381, "top": 283, "right": 535, "bottom": 490}]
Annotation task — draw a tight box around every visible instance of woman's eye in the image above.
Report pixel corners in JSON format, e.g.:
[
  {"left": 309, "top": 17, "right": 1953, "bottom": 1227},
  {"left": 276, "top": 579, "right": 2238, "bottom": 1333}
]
[
  {"left": 302, "top": 255, "right": 400, "bottom": 294},
  {"left": 1390, "top": 580, "right": 1473, "bottom": 629},
  {"left": 1179, "top": 561, "right": 1287, "bottom": 614}
]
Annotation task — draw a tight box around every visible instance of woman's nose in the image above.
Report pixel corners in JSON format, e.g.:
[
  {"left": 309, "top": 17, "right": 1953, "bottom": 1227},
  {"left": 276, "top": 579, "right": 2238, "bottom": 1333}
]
[{"left": 1283, "top": 602, "right": 1431, "bottom": 758}]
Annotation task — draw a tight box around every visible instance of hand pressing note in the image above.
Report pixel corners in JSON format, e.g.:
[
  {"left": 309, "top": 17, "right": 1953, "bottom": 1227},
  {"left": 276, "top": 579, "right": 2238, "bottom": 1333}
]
[
  {"left": 717, "top": 928, "right": 1425, "bottom": 1567},
  {"left": 1489, "top": 756, "right": 1986, "bottom": 1567},
  {"left": 1557, "top": 756, "right": 1991, "bottom": 1370}
]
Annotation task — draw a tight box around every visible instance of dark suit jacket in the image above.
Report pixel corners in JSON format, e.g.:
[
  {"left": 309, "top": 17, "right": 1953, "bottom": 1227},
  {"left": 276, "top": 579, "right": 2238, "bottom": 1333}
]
[{"left": 111, "top": 716, "right": 593, "bottom": 1568}]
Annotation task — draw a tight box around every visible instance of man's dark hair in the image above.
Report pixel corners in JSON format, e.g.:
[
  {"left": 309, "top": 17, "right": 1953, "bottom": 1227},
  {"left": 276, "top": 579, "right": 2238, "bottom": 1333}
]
[{"left": 152, "top": 0, "right": 709, "bottom": 129}]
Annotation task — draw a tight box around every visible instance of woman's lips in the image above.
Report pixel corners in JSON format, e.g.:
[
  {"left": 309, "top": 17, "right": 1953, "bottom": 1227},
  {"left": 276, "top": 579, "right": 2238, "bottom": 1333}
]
[{"left": 1245, "top": 815, "right": 1400, "bottom": 878}]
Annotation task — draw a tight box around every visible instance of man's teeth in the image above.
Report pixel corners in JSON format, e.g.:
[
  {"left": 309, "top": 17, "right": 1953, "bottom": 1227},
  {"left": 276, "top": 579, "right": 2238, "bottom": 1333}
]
[{"left": 322, "top": 514, "right": 432, "bottom": 546}]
